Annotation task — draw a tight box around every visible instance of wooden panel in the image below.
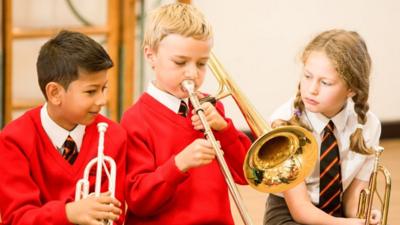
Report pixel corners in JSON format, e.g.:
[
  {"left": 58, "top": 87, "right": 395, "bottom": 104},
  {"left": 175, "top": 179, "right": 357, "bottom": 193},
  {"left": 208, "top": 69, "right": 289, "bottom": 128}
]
[
  {"left": 12, "top": 26, "right": 109, "bottom": 39},
  {"left": 3, "top": 0, "right": 13, "bottom": 124},
  {"left": 121, "top": 0, "right": 135, "bottom": 111},
  {"left": 106, "top": 0, "right": 120, "bottom": 121},
  {"left": 177, "top": 0, "right": 191, "bottom": 4}
]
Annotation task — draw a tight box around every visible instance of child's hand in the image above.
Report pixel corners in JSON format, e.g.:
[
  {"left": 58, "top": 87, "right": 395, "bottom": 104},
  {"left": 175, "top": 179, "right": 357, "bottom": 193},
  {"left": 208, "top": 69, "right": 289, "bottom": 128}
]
[
  {"left": 369, "top": 209, "right": 381, "bottom": 225},
  {"left": 271, "top": 119, "right": 291, "bottom": 129},
  {"left": 66, "top": 192, "right": 122, "bottom": 225},
  {"left": 175, "top": 138, "right": 215, "bottom": 172},
  {"left": 191, "top": 101, "right": 227, "bottom": 131}
]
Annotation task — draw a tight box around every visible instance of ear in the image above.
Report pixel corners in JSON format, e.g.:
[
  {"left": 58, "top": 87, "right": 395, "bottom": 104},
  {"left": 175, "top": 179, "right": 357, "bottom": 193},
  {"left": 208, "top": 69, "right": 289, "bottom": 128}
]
[
  {"left": 144, "top": 45, "right": 156, "bottom": 68},
  {"left": 347, "top": 88, "right": 356, "bottom": 98},
  {"left": 46, "top": 82, "right": 64, "bottom": 105}
]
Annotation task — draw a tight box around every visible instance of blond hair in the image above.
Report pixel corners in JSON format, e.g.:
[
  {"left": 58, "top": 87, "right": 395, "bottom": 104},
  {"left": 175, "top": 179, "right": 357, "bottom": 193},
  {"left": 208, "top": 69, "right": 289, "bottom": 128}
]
[
  {"left": 143, "top": 3, "right": 213, "bottom": 50},
  {"left": 291, "top": 29, "right": 373, "bottom": 155}
]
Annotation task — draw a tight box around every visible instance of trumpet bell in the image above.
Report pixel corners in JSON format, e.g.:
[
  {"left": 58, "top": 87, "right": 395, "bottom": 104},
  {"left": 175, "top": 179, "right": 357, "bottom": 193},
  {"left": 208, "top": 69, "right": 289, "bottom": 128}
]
[{"left": 244, "top": 126, "right": 317, "bottom": 193}]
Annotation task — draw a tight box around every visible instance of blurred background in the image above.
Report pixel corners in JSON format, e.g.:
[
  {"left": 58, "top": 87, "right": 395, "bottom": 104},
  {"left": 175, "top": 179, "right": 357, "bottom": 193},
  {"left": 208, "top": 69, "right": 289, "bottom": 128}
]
[{"left": 1, "top": 0, "right": 399, "bottom": 224}]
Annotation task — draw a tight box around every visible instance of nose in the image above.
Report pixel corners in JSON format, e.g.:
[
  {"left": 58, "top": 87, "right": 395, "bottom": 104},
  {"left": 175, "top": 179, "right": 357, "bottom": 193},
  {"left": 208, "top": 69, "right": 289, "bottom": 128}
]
[
  {"left": 95, "top": 91, "right": 107, "bottom": 107},
  {"left": 184, "top": 64, "right": 198, "bottom": 79},
  {"left": 309, "top": 80, "right": 319, "bottom": 95}
]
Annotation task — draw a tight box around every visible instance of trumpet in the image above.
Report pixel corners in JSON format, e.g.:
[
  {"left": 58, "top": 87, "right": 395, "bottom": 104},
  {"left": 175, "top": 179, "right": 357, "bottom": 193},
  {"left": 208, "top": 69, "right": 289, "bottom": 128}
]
[
  {"left": 357, "top": 146, "right": 391, "bottom": 225},
  {"left": 75, "top": 122, "right": 116, "bottom": 225}
]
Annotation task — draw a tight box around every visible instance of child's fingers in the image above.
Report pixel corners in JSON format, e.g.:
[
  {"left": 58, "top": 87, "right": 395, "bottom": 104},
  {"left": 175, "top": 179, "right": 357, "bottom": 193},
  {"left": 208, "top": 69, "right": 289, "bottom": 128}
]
[
  {"left": 94, "top": 210, "right": 120, "bottom": 222},
  {"left": 97, "top": 195, "right": 121, "bottom": 206},
  {"left": 369, "top": 209, "right": 381, "bottom": 224}
]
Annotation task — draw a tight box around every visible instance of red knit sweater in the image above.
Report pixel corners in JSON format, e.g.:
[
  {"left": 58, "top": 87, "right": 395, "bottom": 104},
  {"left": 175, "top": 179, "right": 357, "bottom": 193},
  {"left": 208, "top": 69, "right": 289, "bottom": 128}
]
[
  {"left": 121, "top": 93, "right": 251, "bottom": 225},
  {"left": 0, "top": 107, "right": 127, "bottom": 225}
]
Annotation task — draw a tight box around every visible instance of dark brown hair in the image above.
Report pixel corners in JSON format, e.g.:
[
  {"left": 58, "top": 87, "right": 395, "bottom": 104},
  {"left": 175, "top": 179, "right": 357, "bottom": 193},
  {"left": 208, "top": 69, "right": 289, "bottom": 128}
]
[{"left": 37, "top": 30, "right": 113, "bottom": 99}]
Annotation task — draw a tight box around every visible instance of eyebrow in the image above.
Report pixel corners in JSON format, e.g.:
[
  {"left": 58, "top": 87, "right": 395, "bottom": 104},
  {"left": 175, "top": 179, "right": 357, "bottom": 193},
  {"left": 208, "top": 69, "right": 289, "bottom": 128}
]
[{"left": 172, "top": 55, "right": 209, "bottom": 60}]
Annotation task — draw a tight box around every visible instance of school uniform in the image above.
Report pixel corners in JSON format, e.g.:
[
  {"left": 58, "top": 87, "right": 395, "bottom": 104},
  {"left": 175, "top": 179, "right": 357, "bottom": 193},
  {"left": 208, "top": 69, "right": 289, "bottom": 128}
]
[
  {"left": 0, "top": 106, "right": 127, "bottom": 225},
  {"left": 121, "top": 82, "right": 251, "bottom": 225},
  {"left": 264, "top": 98, "right": 381, "bottom": 225}
]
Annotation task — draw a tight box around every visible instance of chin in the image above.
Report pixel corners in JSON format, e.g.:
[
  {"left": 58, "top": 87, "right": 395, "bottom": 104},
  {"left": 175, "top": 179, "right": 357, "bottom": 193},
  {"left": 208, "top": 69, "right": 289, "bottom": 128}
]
[{"left": 304, "top": 105, "right": 320, "bottom": 114}]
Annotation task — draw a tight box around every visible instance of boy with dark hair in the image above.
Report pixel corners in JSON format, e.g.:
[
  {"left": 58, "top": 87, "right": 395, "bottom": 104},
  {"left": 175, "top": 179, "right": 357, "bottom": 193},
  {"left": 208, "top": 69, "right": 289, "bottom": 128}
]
[{"left": 0, "top": 30, "right": 126, "bottom": 225}]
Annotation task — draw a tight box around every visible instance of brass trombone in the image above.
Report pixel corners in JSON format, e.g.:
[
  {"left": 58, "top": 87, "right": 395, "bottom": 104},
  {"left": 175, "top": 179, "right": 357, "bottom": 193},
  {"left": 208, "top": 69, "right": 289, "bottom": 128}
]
[
  {"left": 206, "top": 52, "right": 317, "bottom": 193},
  {"left": 357, "top": 146, "right": 391, "bottom": 225},
  {"left": 182, "top": 53, "right": 318, "bottom": 225},
  {"left": 75, "top": 122, "right": 117, "bottom": 225}
]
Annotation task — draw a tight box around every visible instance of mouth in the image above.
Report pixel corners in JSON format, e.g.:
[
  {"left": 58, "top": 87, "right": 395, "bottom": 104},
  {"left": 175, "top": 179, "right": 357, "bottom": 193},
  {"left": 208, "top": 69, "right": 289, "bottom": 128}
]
[
  {"left": 89, "top": 111, "right": 100, "bottom": 115},
  {"left": 304, "top": 97, "right": 319, "bottom": 106}
]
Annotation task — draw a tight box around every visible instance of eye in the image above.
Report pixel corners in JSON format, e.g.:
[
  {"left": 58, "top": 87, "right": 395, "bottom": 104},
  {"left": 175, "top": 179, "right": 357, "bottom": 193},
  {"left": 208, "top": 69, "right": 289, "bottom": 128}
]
[
  {"left": 85, "top": 90, "right": 97, "bottom": 95},
  {"left": 197, "top": 62, "right": 207, "bottom": 67},
  {"left": 304, "top": 73, "right": 312, "bottom": 79},
  {"left": 174, "top": 61, "right": 185, "bottom": 66},
  {"left": 321, "top": 80, "right": 332, "bottom": 86}
]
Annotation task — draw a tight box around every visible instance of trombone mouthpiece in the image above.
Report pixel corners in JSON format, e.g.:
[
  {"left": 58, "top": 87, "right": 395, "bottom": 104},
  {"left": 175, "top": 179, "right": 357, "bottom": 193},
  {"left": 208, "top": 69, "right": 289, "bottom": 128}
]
[{"left": 182, "top": 80, "right": 195, "bottom": 93}]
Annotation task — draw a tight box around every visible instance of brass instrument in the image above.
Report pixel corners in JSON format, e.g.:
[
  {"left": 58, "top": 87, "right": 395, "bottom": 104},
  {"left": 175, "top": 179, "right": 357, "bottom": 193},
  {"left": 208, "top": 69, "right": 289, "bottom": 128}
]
[
  {"left": 206, "top": 52, "right": 318, "bottom": 193},
  {"left": 75, "top": 122, "right": 116, "bottom": 225},
  {"left": 181, "top": 53, "right": 318, "bottom": 225},
  {"left": 182, "top": 80, "right": 254, "bottom": 225},
  {"left": 357, "top": 146, "right": 391, "bottom": 225}
]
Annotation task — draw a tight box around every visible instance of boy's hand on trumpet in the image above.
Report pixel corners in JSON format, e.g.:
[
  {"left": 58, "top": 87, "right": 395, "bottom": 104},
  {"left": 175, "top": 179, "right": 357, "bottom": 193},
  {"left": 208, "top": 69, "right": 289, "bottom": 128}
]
[
  {"left": 191, "top": 93, "right": 227, "bottom": 131},
  {"left": 66, "top": 191, "right": 122, "bottom": 225},
  {"left": 175, "top": 139, "right": 216, "bottom": 172}
]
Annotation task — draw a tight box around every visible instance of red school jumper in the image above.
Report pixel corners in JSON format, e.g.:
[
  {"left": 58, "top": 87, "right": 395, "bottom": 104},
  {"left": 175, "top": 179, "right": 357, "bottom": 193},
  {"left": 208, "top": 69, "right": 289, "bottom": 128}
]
[
  {"left": 0, "top": 107, "right": 126, "bottom": 225},
  {"left": 121, "top": 93, "right": 252, "bottom": 225}
]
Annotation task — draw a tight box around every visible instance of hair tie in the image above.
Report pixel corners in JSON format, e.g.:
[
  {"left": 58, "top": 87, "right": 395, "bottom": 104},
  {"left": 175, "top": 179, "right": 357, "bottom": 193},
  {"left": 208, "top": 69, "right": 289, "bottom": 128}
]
[
  {"left": 294, "top": 109, "right": 302, "bottom": 117},
  {"left": 356, "top": 124, "right": 364, "bottom": 129}
]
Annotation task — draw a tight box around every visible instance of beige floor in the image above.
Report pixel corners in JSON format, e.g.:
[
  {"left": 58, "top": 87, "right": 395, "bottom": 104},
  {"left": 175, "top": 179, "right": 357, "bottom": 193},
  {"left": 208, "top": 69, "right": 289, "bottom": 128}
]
[{"left": 231, "top": 139, "right": 399, "bottom": 225}]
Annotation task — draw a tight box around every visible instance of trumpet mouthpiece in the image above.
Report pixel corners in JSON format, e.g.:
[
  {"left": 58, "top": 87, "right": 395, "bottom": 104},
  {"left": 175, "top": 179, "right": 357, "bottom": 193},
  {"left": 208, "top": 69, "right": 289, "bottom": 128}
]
[{"left": 97, "top": 122, "right": 108, "bottom": 133}]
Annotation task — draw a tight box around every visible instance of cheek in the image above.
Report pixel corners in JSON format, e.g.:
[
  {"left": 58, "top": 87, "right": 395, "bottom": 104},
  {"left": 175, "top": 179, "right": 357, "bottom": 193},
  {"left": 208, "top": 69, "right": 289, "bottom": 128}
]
[{"left": 299, "top": 80, "right": 308, "bottom": 95}]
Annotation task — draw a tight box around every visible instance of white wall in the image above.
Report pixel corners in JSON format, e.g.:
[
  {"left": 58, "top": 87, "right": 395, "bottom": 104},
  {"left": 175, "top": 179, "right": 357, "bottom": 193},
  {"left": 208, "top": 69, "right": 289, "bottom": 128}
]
[
  {"left": 190, "top": 0, "right": 400, "bottom": 129},
  {"left": 8, "top": 0, "right": 400, "bottom": 128}
]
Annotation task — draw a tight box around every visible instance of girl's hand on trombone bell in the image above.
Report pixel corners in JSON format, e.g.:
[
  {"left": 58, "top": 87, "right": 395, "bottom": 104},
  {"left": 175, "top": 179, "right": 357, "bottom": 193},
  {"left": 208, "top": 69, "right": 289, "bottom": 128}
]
[
  {"left": 66, "top": 191, "right": 122, "bottom": 225},
  {"left": 191, "top": 93, "right": 227, "bottom": 131}
]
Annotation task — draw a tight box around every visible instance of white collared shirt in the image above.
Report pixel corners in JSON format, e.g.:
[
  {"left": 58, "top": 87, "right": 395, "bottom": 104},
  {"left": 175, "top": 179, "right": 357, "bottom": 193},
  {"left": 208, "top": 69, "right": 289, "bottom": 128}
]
[
  {"left": 269, "top": 98, "right": 381, "bottom": 204},
  {"left": 146, "top": 81, "right": 188, "bottom": 113},
  {"left": 40, "top": 103, "right": 85, "bottom": 154}
]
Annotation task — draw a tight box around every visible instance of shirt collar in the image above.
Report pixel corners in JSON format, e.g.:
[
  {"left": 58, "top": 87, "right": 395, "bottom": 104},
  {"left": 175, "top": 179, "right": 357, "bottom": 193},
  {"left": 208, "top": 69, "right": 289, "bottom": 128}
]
[
  {"left": 304, "top": 99, "right": 352, "bottom": 135},
  {"left": 40, "top": 103, "right": 85, "bottom": 151},
  {"left": 147, "top": 81, "right": 188, "bottom": 113}
]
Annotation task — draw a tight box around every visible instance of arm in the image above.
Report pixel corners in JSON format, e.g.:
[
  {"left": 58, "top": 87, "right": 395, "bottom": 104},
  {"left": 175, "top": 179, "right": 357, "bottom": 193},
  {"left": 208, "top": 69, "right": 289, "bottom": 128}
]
[
  {"left": 342, "top": 178, "right": 368, "bottom": 218},
  {"left": 284, "top": 182, "right": 364, "bottom": 225},
  {"left": 0, "top": 134, "right": 70, "bottom": 225},
  {"left": 122, "top": 118, "right": 188, "bottom": 217},
  {"left": 191, "top": 101, "right": 251, "bottom": 184}
]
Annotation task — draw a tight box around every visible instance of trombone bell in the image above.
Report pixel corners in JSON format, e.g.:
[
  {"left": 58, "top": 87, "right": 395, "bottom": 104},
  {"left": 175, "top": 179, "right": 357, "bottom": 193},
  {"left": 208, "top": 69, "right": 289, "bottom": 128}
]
[{"left": 207, "top": 52, "right": 318, "bottom": 193}]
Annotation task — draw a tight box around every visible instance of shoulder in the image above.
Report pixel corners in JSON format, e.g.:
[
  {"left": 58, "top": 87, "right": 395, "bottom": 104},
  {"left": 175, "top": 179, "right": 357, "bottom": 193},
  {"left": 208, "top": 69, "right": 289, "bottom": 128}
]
[
  {"left": 347, "top": 109, "right": 381, "bottom": 146},
  {"left": 268, "top": 98, "right": 294, "bottom": 124},
  {"left": 1, "top": 108, "right": 39, "bottom": 139},
  {"left": 121, "top": 93, "right": 150, "bottom": 122},
  {"left": 0, "top": 108, "right": 40, "bottom": 155}
]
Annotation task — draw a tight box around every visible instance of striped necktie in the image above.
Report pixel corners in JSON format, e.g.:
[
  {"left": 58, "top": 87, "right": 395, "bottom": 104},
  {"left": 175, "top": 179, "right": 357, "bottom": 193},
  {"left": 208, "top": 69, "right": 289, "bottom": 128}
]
[
  {"left": 178, "top": 100, "right": 188, "bottom": 117},
  {"left": 319, "top": 120, "right": 343, "bottom": 216},
  {"left": 62, "top": 135, "right": 78, "bottom": 164}
]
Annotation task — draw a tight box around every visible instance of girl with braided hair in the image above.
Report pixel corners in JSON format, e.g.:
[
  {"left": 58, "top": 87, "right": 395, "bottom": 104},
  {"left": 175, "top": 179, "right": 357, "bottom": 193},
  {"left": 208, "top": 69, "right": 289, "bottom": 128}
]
[{"left": 264, "top": 29, "right": 382, "bottom": 225}]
